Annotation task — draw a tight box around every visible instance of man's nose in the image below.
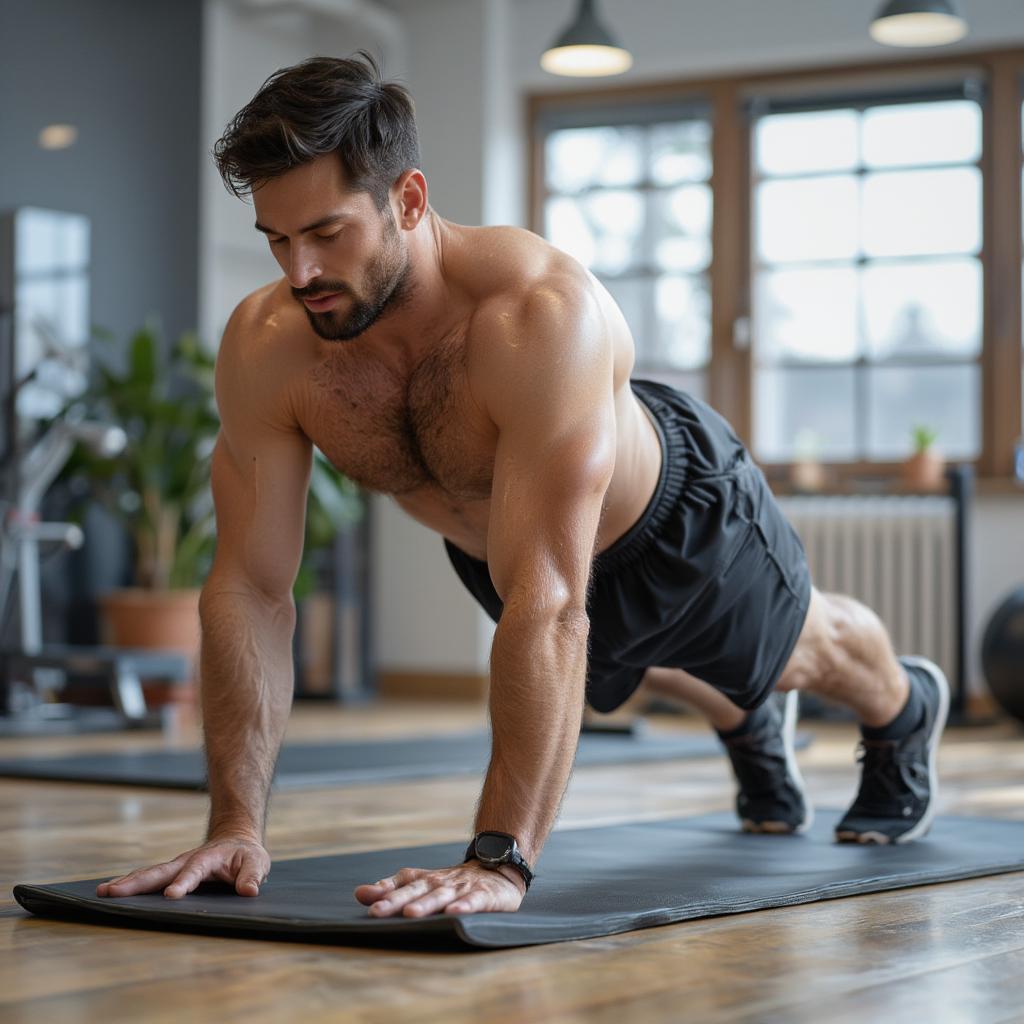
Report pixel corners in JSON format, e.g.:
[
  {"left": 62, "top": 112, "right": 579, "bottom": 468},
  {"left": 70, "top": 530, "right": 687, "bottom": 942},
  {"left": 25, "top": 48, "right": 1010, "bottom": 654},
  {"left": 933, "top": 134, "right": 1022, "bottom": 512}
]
[{"left": 287, "top": 247, "right": 323, "bottom": 290}]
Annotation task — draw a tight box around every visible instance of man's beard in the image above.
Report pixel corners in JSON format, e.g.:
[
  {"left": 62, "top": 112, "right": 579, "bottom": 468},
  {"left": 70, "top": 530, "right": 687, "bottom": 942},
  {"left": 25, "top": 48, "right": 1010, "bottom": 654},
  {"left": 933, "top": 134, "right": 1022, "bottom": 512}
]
[{"left": 297, "top": 216, "right": 413, "bottom": 342}]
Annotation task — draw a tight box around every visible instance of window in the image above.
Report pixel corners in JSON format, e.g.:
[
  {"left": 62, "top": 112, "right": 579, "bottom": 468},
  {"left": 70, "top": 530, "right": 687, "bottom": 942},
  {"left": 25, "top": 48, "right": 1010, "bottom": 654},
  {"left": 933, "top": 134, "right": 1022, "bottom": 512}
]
[
  {"left": 540, "top": 104, "right": 713, "bottom": 399},
  {"left": 8, "top": 207, "right": 91, "bottom": 424},
  {"left": 532, "top": 52, "right": 1024, "bottom": 480},
  {"left": 751, "top": 91, "right": 983, "bottom": 463}
]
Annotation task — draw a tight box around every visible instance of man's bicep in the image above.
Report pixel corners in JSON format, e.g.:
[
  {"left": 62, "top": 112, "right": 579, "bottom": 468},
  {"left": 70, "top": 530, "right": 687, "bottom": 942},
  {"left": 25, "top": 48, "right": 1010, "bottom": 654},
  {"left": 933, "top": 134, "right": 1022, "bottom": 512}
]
[
  {"left": 208, "top": 428, "right": 312, "bottom": 601},
  {"left": 206, "top": 307, "right": 313, "bottom": 602},
  {"left": 486, "top": 397, "right": 616, "bottom": 617}
]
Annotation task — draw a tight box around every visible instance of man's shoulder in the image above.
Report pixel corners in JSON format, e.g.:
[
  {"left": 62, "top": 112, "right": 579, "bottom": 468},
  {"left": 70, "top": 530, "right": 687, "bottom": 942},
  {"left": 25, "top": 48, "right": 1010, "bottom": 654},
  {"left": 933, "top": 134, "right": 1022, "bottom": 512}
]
[
  {"left": 459, "top": 233, "right": 608, "bottom": 421},
  {"left": 460, "top": 225, "right": 590, "bottom": 298},
  {"left": 462, "top": 229, "right": 599, "bottom": 346},
  {"left": 217, "top": 280, "right": 315, "bottom": 431}
]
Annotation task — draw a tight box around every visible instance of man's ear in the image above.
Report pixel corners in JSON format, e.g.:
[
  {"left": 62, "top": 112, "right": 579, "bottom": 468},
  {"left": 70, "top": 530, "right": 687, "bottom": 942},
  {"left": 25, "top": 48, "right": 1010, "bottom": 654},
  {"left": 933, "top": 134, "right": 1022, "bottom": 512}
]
[{"left": 394, "top": 169, "right": 428, "bottom": 229}]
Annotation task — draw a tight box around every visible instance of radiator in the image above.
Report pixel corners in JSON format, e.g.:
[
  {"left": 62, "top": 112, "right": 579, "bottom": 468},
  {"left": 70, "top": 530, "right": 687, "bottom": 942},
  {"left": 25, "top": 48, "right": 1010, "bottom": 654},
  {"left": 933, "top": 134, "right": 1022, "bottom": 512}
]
[{"left": 776, "top": 495, "right": 959, "bottom": 686}]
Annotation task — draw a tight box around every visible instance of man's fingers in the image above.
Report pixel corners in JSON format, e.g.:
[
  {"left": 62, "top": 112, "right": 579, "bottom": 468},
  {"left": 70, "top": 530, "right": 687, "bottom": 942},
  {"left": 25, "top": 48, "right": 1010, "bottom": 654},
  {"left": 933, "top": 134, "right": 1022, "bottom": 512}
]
[
  {"left": 163, "top": 856, "right": 213, "bottom": 899},
  {"left": 445, "top": 889, "right": 488, "bottom": 915},
  {"left": 403, "top": 885, "right": 458, "bottom": 918},
  {"left": 368, "top": 877, "right": 432, "bottom": 916},
  {"left": 234, "top": 855, "right": 267, "bottom": 896},
  {"left": 353, "top": 875, "right": 400, "bottom": 905},
  {"left": 96, "top": 841, "right": 271, "bottom": 901},
  {"left": 96, "top": 857, "right": 187, "bottom": 897}
]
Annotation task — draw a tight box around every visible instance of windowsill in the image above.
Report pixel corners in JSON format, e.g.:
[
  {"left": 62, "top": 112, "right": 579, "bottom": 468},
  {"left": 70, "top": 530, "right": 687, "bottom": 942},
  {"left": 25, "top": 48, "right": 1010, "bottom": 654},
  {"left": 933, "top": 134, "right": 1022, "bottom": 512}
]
[{"left": 767, "top": 475, "right": 1024, "bottom": 498}]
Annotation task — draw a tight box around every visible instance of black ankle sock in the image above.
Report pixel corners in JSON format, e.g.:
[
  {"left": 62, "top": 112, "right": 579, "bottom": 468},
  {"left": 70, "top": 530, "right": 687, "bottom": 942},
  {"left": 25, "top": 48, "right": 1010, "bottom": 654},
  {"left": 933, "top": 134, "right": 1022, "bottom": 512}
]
[
  {"left": 861, "top": 669, "right": 925, "bottom": 740},
  {"left": 716, "top": 701, "right": 768, "bottom": 741}
]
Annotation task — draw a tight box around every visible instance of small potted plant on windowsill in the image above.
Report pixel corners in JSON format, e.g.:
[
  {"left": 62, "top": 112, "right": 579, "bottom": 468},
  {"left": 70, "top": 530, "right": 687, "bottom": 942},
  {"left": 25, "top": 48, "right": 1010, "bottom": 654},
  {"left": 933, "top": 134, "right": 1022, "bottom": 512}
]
[{"left": 903, "top": 424, "right": 944, "bottom": 491}]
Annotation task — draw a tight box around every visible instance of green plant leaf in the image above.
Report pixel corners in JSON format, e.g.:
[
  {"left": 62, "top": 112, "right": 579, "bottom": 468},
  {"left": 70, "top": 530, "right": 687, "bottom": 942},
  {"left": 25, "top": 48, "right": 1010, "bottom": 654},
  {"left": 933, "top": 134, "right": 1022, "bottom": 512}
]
[{"left": 129, "top": 327, "right": 158, "bottom": 391}]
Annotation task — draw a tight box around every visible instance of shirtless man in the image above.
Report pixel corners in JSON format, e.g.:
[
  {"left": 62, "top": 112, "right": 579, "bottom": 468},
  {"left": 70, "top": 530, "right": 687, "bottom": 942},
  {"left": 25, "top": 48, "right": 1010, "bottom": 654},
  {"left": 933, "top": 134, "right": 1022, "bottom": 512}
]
[{"left": 97, "top": 53, "right": 949, "bottom": 919}]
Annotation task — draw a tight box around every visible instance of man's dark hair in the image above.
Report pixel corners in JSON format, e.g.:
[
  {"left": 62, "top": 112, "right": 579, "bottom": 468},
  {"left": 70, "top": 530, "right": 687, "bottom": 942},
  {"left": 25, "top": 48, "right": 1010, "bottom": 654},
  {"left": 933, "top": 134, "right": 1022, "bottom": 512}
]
[{"left": 213, "top": 51, "right": 420, "bottom": 211}]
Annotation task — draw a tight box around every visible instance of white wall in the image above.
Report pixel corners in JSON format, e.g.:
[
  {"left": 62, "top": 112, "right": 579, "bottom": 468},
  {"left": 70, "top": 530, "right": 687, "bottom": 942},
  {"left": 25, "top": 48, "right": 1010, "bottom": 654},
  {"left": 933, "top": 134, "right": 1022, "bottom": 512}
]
[
  {"left": 199, "top": 0, "right": 1024, "bottom": 687},
  {"left": 372, "top": 0, "right": 501, "bottom": 675},
  {"left": 515, "top": 0, "right": 1024, "bottom": 90},
  {"left": 199, "top": 0, "right": 399, "bottom": 346}
]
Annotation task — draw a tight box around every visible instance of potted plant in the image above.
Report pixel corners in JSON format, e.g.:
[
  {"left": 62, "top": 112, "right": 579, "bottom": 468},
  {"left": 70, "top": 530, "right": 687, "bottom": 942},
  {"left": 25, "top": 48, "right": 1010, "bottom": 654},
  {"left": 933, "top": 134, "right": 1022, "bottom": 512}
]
[
  {"left": 58, "top": 319, "right": 362, "bottom": 704},
  {"left": 903, "top": 424, "right": 944, "bottom": 490},
  {"left": 57, "top": 321, "right": 218, "bottom": 701},
  {"left": 789, "top": 429, "right": 826, "bottom": 493}
]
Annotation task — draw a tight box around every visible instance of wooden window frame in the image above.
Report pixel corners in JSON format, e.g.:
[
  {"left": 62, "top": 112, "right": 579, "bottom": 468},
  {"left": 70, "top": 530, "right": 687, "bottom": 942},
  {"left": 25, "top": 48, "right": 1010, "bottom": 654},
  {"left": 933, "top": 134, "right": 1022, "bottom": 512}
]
[{"left": 528, "top": 45, "right": 1024, "bottom": 483}]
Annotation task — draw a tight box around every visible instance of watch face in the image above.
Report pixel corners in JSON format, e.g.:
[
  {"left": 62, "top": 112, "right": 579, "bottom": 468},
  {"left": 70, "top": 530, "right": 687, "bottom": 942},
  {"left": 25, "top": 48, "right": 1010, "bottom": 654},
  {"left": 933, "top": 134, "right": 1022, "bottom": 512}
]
[{"left": 476, "top": 832, "right": 513, "bottom": 861}]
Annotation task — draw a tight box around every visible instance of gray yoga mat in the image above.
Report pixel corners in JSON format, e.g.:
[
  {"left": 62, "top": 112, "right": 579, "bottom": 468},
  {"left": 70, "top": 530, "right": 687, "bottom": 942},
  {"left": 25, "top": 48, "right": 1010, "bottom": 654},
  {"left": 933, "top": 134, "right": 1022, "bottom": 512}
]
[
  {"left": 14, "top": 810, "right": 1024, "bottom": 949},
  {"left": 0, "top": 728, "right": 807, "bottom": 790}
]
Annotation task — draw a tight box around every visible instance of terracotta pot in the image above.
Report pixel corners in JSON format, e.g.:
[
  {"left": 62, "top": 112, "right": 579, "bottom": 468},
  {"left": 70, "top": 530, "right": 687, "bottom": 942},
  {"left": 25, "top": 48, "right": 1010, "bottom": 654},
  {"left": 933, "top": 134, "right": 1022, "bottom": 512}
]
[
  {"left": 98, "top": 587, "right": 202, "bottom": 708},
  {"left": 790, "top": 458, "right": 826, "bottom": 493},
  {"left": 902, "top": 448, "right": 945, "bottom": 491}
]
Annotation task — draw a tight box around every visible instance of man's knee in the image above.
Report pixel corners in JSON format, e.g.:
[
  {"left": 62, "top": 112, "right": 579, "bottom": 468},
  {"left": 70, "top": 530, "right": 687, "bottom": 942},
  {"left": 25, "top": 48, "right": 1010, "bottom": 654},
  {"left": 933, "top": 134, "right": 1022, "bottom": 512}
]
[
  {"left": 776, "top": 589, "right": 843, "bottom": 693},
  {"left": 776, "top": 589, "right": 890, "bottom": 694}
]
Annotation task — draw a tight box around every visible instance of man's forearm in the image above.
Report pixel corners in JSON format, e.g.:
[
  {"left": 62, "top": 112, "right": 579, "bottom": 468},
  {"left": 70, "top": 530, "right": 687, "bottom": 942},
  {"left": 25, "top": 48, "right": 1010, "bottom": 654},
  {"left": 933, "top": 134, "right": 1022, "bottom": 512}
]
[
  {"left": 197, "top": 582, "right": 296, "bottom": 842},
  {"left": 473, "top": 608, "right": 589, "bottom": 867}
]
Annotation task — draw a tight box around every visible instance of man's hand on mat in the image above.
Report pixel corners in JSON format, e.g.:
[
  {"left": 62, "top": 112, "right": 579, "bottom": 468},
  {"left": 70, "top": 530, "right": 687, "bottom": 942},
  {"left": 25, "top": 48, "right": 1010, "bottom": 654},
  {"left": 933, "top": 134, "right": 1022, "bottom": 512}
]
[
  {"left": 354, "top": 862, "right": 525, "bottom": 917},
  {"left": 95, "top": 834, "right": 271, "bottom": 900}
]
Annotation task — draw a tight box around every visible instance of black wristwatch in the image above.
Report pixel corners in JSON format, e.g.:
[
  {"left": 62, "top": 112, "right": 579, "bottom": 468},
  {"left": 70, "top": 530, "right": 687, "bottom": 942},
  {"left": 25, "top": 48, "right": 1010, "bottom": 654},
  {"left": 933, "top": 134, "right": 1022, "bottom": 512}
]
[{"left": 464, "top": 831, "right": 534, "bottom": 892}]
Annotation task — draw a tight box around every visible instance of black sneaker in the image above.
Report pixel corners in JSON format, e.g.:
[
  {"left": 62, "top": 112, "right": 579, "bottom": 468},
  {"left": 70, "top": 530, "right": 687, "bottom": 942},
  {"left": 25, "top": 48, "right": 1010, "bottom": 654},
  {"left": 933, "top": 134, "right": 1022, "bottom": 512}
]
[
  {"left": 835, "top": 657, "right": 950, "bottom": 845},
  {"left": 720, "top": 691, "right": 812, "bottom": 835}
]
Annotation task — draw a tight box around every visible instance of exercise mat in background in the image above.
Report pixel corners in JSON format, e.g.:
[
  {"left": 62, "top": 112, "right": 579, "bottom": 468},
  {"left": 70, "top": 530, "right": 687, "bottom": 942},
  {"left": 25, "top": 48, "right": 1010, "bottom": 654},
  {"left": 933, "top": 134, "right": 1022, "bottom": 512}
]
[{"left": 0, "top": 727, "right": 812, "bottom": 790}]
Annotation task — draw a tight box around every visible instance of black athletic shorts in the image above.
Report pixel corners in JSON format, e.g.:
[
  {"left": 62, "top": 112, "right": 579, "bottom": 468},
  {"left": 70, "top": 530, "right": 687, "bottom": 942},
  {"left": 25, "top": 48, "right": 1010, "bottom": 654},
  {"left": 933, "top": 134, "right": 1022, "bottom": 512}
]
[{"left": 444, "top": 379, "right": 813, "bottom": 713}]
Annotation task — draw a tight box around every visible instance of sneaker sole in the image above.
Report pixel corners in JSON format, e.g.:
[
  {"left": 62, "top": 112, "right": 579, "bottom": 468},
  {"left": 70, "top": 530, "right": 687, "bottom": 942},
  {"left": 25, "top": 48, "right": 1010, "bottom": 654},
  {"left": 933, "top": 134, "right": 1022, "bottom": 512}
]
[
  {"left": 834, "top": 656, "right": 950, "bottom": 845},
  {"left": 742, "top": 690, "right": 814, "bottom": 836},
  {"left": 892, "top": 656, "right": 950, "bottom": 844}
]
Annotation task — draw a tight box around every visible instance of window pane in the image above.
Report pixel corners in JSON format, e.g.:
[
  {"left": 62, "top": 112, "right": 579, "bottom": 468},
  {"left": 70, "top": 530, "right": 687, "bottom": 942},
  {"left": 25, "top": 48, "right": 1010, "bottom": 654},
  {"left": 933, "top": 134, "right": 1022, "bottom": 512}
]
[
  {"left": 14, "top": 273, "right": 90, "bottom": 418},
  {"left": 862, "top": 100, "right": 981, "bottom": 169},
  {"left": 755, "top": 109, "right": 859, "bottom": 177},
  {"left": 15, "top": 208, "right": 90, "bottom": 274},
  {"left": 546, "top": 191, "right": 644, "bottom": 273},
  {"left": 601, "top": 275, "right": 649, "bottom": 345},
  {"left": 650, "top": 274, "right": 710, "bottom": 370},
  {"left": 862, "top": 167, "right": 981, "bottom": 258},
  {"left": 866, "top": 364, "right": 980, "bottom": 459},
  {"left": 650, "top": 120, "right": 712, "bottom": 184},
  {"left": 756, "top": 176, "right": 859, "bottom": 263},
  {"left": 756, "top": 367, "right": 858, "bottom": 462},
  {"left": 545, "top": 126, "right": 644, "bottom": 192},
  {"left": 651, "top": 184, "right": 712, "bottom": 272},
  {"left": 636, "top": 367, "right": 706, "bottom": 403},
  {"left": 862, "top": 258, "right": 981, "bottom": 360},
  {"left": 755, "top": 265, "right": 859, "bottom": 362},
  {"left": 15, "top": 274, "right": 90, "bottom": 359}
]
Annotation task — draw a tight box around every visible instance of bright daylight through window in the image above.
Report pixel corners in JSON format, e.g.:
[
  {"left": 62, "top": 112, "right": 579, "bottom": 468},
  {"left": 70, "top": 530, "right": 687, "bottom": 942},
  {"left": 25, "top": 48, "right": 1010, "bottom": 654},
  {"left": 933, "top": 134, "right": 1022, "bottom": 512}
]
[
  {"left": 543, "top": 113, "right": 713, "bottom": 401},
  {"left": 752, "top": 96, "right": 982, "bottom": 464}
]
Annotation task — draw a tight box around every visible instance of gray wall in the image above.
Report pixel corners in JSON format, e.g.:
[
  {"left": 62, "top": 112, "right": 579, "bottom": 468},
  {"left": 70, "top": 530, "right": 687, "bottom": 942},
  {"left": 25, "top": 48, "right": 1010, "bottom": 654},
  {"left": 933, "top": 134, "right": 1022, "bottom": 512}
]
[
  {"left": 0, "top": 0, "right": 202, "bottom": 346},
  {"left": 0, "top": 0, "right": 203, "bottom": 644}
]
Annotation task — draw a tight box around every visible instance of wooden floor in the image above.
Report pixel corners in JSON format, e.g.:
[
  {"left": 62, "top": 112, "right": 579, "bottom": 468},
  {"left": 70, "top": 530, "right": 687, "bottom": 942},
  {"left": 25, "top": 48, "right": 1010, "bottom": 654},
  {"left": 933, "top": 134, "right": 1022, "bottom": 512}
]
[{"left": 3, "top": 699, "right": 1024, "bottom": 1023}]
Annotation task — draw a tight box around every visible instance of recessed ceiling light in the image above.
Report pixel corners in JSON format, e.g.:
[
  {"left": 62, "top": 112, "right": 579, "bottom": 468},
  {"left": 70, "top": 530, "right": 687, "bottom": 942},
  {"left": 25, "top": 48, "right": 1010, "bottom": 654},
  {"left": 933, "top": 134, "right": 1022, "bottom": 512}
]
[{"left": 39, "top": 124, "right": 78, "bottom": 150}]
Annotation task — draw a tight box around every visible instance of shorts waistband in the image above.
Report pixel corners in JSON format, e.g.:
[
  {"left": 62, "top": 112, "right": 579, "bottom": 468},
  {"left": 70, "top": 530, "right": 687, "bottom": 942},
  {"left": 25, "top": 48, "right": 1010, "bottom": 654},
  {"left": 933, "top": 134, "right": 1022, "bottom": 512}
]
[{"left": 593, "top": 380, "right": 753, "bottom": 575}]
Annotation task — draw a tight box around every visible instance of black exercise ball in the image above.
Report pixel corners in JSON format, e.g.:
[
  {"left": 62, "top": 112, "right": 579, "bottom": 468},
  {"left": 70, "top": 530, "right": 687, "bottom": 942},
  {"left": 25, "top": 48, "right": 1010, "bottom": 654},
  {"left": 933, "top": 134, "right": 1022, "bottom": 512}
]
[{"left": 982, "top": 586, "right": 1024, "bottom": 723}]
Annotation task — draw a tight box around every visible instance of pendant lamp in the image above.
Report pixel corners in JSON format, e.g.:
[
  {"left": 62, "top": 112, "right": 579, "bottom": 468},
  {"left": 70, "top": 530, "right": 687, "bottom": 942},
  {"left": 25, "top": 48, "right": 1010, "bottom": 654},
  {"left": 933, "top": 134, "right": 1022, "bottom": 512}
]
[
  {"left": 869, "top": 0, "right": 967, "bottom": 47},
  {"left": 541, "top": 0, "right": 633, "bottom": 77}
]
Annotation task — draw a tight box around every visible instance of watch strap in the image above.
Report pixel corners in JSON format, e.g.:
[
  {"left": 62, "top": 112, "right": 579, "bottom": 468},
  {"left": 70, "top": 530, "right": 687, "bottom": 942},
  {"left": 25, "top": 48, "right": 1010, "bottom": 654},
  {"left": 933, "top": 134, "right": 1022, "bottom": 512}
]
[{"left": 464, "top": 833, "right": 534, "bottom": 891}]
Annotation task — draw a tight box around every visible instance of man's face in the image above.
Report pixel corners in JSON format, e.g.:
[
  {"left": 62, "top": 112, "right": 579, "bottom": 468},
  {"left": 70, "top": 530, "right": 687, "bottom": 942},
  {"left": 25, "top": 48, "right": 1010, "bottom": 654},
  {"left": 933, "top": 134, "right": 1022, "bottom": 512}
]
[{"left": 253, "top": 154, "right": 412, "bottom": 341}]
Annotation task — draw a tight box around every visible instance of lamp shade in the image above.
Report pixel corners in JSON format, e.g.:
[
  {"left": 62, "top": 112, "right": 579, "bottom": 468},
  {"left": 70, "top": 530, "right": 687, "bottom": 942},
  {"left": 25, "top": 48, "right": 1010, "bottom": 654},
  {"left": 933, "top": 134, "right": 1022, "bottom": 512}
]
[
  {"left": 869, "top": 0, "right": 967, "bottom": 47},
  {"left": 541, "top": 0, "right": 633, "bottom": 77}
]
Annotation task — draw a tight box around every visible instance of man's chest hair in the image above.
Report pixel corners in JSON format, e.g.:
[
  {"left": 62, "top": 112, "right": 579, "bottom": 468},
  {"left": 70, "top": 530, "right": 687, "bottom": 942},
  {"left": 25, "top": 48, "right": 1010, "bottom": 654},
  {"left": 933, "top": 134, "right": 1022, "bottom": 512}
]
[{"left": 303, "top": 332, "right": 495, "bottom": 500}]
